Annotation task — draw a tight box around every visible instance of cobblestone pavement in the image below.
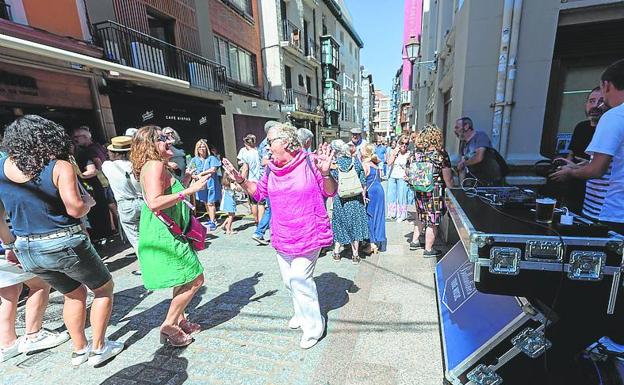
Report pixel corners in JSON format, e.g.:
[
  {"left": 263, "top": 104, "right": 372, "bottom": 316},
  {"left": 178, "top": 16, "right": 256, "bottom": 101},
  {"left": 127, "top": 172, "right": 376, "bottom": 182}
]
[{"left": 1, "top": 217, "right": 444, "bottom": 385}]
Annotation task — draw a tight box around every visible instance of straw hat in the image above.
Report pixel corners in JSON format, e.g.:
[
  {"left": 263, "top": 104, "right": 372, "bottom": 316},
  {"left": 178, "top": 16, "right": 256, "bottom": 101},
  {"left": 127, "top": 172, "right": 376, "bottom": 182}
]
[{"left": 107, "top": 136, "right": 132, "bottom": 152}]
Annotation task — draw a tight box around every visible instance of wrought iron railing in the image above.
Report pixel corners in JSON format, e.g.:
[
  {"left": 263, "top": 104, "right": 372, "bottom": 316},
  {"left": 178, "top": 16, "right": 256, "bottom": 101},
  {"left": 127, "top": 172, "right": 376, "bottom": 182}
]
[
  {"left": 305, "top": 38, "right": 319, "bottom": 61},
  {"left": 92, "top": 20, "right": 227, "bottom": 93},
  {"left": 281, "top": 19, "right": 302, "bottom": 51},
  {"left": 284, "top": 88, "right": 320, "bottom": 113},
  {"left": 0, "top": 2, "right": 12, "bottom": 21}
]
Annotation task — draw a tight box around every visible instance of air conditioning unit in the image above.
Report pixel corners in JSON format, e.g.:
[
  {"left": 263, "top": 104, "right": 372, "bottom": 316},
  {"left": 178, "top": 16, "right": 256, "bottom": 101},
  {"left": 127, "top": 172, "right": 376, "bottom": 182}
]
[
  {"left": 188, "top": 62, "right": 214, "bottom": 90},
  {"left": 130, "top": 42, "right": 166, "bottom": 75}
]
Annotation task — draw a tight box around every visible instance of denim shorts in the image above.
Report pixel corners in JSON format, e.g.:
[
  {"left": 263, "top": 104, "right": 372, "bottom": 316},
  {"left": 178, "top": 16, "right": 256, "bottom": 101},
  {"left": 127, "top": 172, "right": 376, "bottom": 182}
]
[{"left": 14, "top": 232, "right": 112, "bottom": 294}]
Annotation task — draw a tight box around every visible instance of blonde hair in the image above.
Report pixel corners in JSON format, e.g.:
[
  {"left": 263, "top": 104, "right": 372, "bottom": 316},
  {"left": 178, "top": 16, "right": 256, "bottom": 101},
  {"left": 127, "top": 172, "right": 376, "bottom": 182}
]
[
  {"left": 194, "top": 139, "right": 209, "bottom": 157},
  {"left": 130, "top": 125, "right": 166, "bottom": 179},
  {"left": 415, "top": 124, "right": 444, "bottom": 151},
  {"left": 361, "top": 143, "right": 380, "bottom": 164}
]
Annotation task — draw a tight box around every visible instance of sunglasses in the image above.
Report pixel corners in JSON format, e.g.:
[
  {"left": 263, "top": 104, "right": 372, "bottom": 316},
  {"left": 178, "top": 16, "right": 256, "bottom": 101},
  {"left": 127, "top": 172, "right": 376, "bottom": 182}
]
[
  {"left": 267, "top": 136, "right": 285, "bottom": 146},
  {"left": 400, "top": 142, "right": 409, "bottom": 146},
  {"left": 156, "top": 134, "right": 169, "bottom": 142}
]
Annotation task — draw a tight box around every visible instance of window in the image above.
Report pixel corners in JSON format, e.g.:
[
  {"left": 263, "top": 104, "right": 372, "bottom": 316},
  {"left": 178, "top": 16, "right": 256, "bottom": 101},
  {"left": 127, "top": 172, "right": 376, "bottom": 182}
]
[
  {"left": 349, "top": 42, "right": 352, "bottom": 55},
  {"left": 223, "top": 0, "right": 253, "bottom": 18},
  {"left": 284, "top": 65, "right": 292, "bottom": 89},
  {"left": 306, "top": 76, "right": 312, "bottom": 95},
  {"left": 298, "top": 74, "right": 304, "bottom": 87},
  {"left": 147, "top": 10, "right": 175, "bottom": 45},
  {"left": 213, "top": 35, "right": 257, "bottom": 86},
  {"left": 340, "top": 30, "right": 344, "bottom": 43}
]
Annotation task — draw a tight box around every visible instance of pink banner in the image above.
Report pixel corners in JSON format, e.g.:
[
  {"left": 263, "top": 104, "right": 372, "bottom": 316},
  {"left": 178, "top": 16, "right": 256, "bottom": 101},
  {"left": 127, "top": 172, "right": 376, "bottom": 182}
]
[{"left": 402, "top": 0, "right": 423, "bottom": 90}]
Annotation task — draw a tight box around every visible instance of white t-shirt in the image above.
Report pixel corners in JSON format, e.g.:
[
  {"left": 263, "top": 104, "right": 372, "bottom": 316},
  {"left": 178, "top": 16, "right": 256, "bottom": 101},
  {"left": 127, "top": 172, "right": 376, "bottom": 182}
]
[
  {"left": 389, "top": 152, "right": 409, "bottom": 179},
  {"left": 237, "top": 147, "right": 262, "bottom": 182},
  {"left": 101, "top": 160, "right": 142, "bottom": 201},
  {"left": 585, "top": 103, "right": 624, "bottom": 223}
]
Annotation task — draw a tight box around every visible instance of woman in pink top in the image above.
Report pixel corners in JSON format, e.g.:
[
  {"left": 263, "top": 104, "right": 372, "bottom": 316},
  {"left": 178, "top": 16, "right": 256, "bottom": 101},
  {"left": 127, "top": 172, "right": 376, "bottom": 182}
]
[{"left": 222, "top": 122, "right": 336, "bottom": 349}]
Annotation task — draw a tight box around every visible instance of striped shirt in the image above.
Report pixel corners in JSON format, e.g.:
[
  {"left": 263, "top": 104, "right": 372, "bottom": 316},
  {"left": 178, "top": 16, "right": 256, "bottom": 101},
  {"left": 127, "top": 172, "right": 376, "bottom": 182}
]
[{"left": 582, "top": 163, "right": 612, "bottom": 220}]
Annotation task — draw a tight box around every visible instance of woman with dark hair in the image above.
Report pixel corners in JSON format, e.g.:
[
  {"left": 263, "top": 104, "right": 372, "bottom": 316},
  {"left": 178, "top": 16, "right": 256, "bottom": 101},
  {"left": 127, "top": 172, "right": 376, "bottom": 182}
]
[
  {"left": 0, "top": 115, "right": 122, "bottom": 366},
  {"left": 222, "top": 122, "right": 336, "bottom": 349},
  {"left": 131, "top": 126, "right": 210, "bottom": 347}
]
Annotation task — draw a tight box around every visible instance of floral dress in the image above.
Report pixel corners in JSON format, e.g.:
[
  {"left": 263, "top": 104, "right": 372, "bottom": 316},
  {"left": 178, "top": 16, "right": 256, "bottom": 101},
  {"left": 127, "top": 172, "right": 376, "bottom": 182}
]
[
  {"left": 331, "top": 156, "right": 369, "bottom": 244},
  {"left": 410, "top": 149, "right": 451, "bottom": 227}
]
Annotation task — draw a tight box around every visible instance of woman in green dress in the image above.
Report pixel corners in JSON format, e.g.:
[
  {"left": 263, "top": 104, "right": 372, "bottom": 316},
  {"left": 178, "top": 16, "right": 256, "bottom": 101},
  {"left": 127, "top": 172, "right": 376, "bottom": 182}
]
[{"left": 130, "top": 126, "right": 212, "bottom": 347}]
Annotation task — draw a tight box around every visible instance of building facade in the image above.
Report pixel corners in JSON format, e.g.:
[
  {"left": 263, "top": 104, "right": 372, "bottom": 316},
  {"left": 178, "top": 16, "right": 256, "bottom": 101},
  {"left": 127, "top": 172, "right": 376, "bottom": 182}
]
[
  {"left": 209, "top": 0, "right": 281, "bottom": 160},
  {"left": 84, "top": 0, "right": 228, "bottom": 155},
  {"left": 413, "top": 0, "right": 624, "bottom": 171},
  {"left": 373, "top": 90, "right": 391, "bottom": 139},
  {"left": 361, "top": 66, "right": 374, "bottom": 141}
]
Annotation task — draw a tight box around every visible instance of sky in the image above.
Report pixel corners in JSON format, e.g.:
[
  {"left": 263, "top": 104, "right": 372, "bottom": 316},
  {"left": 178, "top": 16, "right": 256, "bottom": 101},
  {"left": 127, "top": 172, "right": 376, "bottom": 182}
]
[{"left": 344, "top": 0, "right": 404, "bottom": 96}]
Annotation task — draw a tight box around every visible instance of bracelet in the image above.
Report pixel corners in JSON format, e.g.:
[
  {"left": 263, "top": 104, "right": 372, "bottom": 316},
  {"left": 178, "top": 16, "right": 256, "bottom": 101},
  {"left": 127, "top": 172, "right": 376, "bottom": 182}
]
[
  {"left": 177, "top": 193, "right": 186, "bottom": 201},
  {"left": 2, "top": 242, "right": 15, "bottom": 250},
  {"left": 322, "top": 174, "right": 332, "bottom": 178}
]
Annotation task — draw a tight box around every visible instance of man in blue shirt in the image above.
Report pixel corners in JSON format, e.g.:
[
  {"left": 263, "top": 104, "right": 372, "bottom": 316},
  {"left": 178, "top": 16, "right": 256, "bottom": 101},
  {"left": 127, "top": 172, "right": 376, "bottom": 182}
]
[{"left": 252, "top": 120, "right": 279, "bottom": 245}]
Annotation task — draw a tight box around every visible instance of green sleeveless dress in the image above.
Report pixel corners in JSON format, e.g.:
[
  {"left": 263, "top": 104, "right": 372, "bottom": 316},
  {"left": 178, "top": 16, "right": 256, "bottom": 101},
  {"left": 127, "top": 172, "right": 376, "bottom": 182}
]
[{"left": 137, "top": 179, "right": 204, "bottom": 290}]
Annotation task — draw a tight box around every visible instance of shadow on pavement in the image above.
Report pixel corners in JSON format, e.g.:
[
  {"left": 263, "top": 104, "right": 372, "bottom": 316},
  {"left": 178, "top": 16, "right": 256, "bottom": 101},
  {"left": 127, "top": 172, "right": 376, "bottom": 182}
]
[
  {"left": 315, "top": 272, "right": 359, "bottom": 319},
  {"left": 107, "top": 286, "right": 206, "bottom": 349},
  {"left": 99, "top": 346, "right": 188, "bottom": 385},
  {"left": 191, "top": 272, "right": 273, "bottom": 330}
]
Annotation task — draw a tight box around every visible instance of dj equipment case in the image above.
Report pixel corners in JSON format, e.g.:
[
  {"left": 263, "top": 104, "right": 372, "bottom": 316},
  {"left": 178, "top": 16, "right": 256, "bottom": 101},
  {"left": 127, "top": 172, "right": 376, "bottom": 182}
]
[
  {"left": 436, "top": 242, "right": 552, "bottom": 385},
  {"left": 445, "top": 188, "right": 624, "bottom": 314}
]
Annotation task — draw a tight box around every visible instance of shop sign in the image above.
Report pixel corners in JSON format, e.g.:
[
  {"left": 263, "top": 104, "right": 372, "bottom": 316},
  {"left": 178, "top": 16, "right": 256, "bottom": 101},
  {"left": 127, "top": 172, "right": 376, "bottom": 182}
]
[
  {"left": 165, "top": 114, "right": 192, "bottom": 122},
  {"left": 142, "top": 110, "right": 154, "bottom": 122},
  {"left": 0, "top": 70, "right": 38, "bottom": 97},
  {"left": 199, "top": 116, "right": 207, "bottom": 125}
]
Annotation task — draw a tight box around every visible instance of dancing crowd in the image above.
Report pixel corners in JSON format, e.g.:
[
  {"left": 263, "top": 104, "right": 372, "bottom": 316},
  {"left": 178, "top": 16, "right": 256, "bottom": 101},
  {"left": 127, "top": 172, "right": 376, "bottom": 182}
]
[{"left": 0, "top": 113, "right": 456, "bottom": 366}]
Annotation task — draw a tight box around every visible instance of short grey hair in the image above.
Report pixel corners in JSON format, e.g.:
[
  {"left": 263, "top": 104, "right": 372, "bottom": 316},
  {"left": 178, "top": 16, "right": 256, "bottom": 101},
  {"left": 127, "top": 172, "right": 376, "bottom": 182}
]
[
  {"left": 330, "top": 139, "right": 350, "bottom": 158},
  {"left": 268, "top": 122, "right": 301, "bottom": 152},
  {"left": 264, "top": 120, "right": 279, "bottom": 134},
  {"left": 162, "top": 127, "right": 182, "bottom": 145},
  {"left": 297, "top": 128, "right": 314, "bottom": 146}
]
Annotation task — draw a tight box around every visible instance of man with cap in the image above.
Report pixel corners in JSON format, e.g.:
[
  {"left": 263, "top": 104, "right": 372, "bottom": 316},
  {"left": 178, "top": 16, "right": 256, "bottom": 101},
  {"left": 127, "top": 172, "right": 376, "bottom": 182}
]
[
  {"left": 101, "top": 136, "right": 143, "bottom": 252},
  {"left": 350, "top": 128, "right": 368, "bottom": 160}
]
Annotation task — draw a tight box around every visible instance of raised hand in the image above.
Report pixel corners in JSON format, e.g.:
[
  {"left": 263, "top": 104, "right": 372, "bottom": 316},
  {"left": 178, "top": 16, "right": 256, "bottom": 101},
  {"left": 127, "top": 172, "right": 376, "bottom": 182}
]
[
  {"left": 315, "top": 142, "right": 334, "bottom": 175},
  {"left": 188, "top": 172, "right": 211, "bottom": 194},
  {"left": 222, "top": 158, "right": 244, "bottom": 183}
]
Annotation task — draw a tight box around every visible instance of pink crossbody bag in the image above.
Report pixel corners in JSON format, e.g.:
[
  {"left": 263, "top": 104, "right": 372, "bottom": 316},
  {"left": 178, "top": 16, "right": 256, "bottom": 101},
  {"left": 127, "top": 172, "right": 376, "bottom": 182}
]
[{"left": 154, "top": 200, "right": 207, "bottom": 251}]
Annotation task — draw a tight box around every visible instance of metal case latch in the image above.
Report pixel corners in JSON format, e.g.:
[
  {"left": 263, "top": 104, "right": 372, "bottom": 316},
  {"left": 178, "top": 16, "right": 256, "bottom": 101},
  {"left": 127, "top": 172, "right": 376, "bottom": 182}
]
[
  {"left": 467, "top": 364, "right": 503, "bottom": 385},
  {"left": 489, "top": 247, "right": 521, "bottom": 275},
  {"left": 511, "top": 327, "right": 551, "bottom": 358},
  {"left": 568, "top": 251, "right": 606, "bottom": 281}
]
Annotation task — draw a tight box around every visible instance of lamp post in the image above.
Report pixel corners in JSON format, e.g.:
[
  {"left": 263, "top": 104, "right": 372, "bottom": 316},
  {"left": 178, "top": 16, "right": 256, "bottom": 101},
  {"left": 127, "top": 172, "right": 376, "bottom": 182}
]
[{"left": 405, "top": 36, "right": 420, "bottom": 63}]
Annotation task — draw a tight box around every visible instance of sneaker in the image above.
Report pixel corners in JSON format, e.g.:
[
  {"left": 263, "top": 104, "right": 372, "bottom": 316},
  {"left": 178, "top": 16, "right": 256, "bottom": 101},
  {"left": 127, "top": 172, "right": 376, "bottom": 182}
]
[
  {"left": 87, "top": 340, "right": 124, "bottom": 366},
  {"left": 71, "top": 343, "right": 91, "bottom": 367},
  {"left": 599, "top": 336, "right": 624, "bottom": 357},
  {"left": 409, "top": 242, "right": 424, "bottom": 251},
  {"left": 203, "top": 221, "right": 217, "bottom": 231},
  {"left": 423, "top": 249, "right": 442, "bottom": 258},
  {"left": 18, "top": 329, "right": 69, "bottom": 353},
  {"left": 352, "top": 255, "right": 361, "bottom": 265},
  {"left": 0, "top": 339, "right": 21, "bottom": 362},
  {"left": 288, "top": 317, "right": 301, "bottom": 330},
  {"left": 251, "top": 235, "right": 269, "bottom": 246}
]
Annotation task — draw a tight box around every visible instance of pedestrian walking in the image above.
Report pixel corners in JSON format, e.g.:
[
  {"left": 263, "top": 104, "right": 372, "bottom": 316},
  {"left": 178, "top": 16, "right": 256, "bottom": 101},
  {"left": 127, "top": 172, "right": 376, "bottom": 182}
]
[
  {"left": 407, "top": 124, "right": 454, "bottom": 257},
  {"left": 219, "top": 172, "right": 238, "bottom": 234},
  {"left": 386, "top": 135, "right": 411, "bottom": 222},
  {"left": 189, "top": 139, "right": 221, "bottom": 231},
  {"left": 330, "top": 142, "right": 369, "bottom": 264},
  {"left": 101, "top": 136, "right": 143, "bottom": 251},
  {"left": 222, "top": 122, "right": 336, "bottom": 349},
  {"left": 0, "top": 115, "right": 122, "bottom": 366},
  {"left": 237, "top": 134, "right": 263, "bottom": 223},
  {"left": 130, "top": 126, "right": 210, "bottom": 347},
  {"left": 361, "top": 144, "right": 387, "bottom": 253},
  {"left": 251, "top": 120, "right": 279, "bottom": 246}
]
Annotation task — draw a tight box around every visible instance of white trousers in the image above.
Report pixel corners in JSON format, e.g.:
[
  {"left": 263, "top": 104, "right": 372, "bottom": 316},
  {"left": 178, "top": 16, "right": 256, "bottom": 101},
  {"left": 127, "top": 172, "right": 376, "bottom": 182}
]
[{"left": 276, "top": 249, "right": 324, "bottom": 341}]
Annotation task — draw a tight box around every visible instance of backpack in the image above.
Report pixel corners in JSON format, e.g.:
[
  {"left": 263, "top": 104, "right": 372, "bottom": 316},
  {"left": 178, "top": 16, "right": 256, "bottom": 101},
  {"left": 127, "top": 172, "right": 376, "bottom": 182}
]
[
  {"left": 337, "top": 159, "right": 364, "bottom": 198},
  {"left": 408, "top": 161, "right": 435, "bottom": 193}
]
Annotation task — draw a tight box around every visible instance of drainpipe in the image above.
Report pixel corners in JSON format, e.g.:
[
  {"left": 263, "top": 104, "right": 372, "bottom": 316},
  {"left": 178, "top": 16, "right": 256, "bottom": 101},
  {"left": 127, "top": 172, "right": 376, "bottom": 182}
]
[
  {"left": 491, "top": 0, "right": 514, "bottom": 151},
  {"left": 499, "top": 0, "right": 522, "bottom": 158}
]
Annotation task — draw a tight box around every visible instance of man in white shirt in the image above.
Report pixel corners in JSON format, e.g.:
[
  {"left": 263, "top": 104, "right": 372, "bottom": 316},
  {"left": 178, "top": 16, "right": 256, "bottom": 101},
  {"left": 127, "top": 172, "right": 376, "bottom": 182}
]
[
  {"left": 350, "top": 128, "right": 368, "bottom": 160},
  {"left": 237, "top": 134, "right": 264, "bottom": 224},
  {"left": 101, "top": 136, "right": 143, "bottom": 251},
  {"left": 552, "top": 59, "right": 624, "bottom": 235}
]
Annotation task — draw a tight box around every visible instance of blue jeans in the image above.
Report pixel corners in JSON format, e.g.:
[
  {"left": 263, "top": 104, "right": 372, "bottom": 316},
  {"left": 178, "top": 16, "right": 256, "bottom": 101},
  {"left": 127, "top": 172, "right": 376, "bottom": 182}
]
[
  {"left": 15, "top": 232, "right": 111, "bottom": 294},
  {"left": 254, "top": 198, "right": 271, "bottom": 238},
  {"left": 386, "top": 177, "right": 409, "bottom": 220}
]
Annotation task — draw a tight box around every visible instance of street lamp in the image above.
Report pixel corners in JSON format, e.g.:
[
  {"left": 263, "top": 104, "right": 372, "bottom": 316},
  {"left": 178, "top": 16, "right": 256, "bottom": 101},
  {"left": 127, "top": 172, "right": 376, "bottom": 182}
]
[{"left": 405, "top": 36, "right": 420, "bottom": 62}]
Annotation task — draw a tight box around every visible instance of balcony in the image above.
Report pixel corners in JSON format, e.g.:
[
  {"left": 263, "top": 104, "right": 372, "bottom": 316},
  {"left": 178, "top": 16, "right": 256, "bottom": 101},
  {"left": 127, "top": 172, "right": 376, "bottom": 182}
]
[
  {"left": 400, "top": 90, "right": 412, "bottom": 105},
  {"left": 320, "top": 35, "right": 339, "bottom": 69},
  {"left": 0, "top": 2, "right": 11, "bottom": 21},
  {"left": 93, "top": 20, "right": 227, "bottom": 94},
  {"left": 280, "top": 19, "right": 303, "bottom": 55},
  {"left": 304, "top": 38, "right": 320, "bottom": 65},
  {"left": 284, "top": 88, "right": 321, "bottom": 114}
]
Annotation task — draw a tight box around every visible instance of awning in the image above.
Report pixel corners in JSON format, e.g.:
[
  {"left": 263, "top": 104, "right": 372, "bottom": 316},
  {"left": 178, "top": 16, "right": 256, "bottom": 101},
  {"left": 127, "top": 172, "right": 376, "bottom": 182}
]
[{"left": 0, "top": 33, "right": 189, "bottom": 90}]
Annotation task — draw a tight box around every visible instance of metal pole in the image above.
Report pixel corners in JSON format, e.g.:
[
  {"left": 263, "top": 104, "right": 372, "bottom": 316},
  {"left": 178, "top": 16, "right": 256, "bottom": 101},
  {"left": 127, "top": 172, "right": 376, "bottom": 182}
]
[
  {"left": 500, "top": 0, "right": 522, "bottom": 158},
  {"left": 491, "top": 0, "right": 514, "bottom": 150}
]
